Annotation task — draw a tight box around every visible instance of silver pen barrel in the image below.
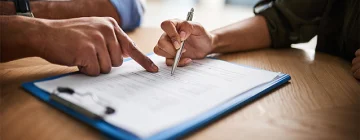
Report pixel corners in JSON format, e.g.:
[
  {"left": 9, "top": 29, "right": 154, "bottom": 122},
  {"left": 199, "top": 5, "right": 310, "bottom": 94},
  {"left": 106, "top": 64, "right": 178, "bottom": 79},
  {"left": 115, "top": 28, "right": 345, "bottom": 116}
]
[
  {"left": 171, "top": 8, "right": 194, "bottom": 76},
  {"left": 171, "top": 45, "right": 184, "bottom": 75}
]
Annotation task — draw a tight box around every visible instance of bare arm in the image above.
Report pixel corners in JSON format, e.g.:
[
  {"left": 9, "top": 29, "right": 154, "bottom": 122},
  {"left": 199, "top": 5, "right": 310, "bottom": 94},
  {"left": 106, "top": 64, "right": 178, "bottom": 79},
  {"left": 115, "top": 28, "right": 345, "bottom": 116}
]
[
  {"left": 0, "top": 16, "right": 41, "bottom": 62},
  {"left": 0, "top": 0, "right": 122, "bottom": 25},
  {"left": 211, "top": 16, "right": 271, "bottom": 53}
]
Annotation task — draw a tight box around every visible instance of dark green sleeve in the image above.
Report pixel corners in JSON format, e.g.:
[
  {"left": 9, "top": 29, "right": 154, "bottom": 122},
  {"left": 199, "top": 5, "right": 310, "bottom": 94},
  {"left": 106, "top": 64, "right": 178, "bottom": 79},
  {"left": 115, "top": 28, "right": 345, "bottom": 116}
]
[{"left": 254, "top": 0, "right": 328, "bottom": 48}]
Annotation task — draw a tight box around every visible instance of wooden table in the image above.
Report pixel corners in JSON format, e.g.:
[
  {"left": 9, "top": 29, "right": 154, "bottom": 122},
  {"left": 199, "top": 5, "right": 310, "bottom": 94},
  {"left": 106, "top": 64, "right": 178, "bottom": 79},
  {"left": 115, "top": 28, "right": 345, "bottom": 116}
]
[{"left": 1, "top": 27, "right": 359, "bottom": 140}]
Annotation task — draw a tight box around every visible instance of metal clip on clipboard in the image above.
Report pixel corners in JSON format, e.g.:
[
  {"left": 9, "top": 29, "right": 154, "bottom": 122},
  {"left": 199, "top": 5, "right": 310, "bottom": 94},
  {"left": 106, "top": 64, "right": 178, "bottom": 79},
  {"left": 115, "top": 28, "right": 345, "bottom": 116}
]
[{"left": 50, "top": 87, "right": 115, "bottom": 119}]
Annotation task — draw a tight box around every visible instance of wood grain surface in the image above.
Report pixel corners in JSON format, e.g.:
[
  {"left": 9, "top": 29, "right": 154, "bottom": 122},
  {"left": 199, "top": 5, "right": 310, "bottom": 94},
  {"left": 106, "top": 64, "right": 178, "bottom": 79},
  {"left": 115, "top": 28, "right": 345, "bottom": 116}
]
[{"left": 1, "top": 27, "right": 359, "bottom": 140}]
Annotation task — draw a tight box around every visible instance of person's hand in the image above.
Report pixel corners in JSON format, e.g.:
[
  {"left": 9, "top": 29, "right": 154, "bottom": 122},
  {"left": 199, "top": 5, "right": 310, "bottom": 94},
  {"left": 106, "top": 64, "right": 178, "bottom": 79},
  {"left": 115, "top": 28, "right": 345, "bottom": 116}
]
[
  {"left": 33, "top": 17, "right": 158, "bottom": 76},
  {"left": 351, "top": 49, "right": 360, "bottom": 80},
  {"left": 154, "top": 19, "right": 215, "bottom": 66}
]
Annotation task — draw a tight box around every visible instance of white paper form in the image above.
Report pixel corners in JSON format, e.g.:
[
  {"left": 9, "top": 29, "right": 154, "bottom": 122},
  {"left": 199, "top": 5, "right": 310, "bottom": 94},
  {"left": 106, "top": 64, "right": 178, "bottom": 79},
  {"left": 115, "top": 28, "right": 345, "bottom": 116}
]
[{"left": 35, "top": 55, "right": 280, "bottom": 138}]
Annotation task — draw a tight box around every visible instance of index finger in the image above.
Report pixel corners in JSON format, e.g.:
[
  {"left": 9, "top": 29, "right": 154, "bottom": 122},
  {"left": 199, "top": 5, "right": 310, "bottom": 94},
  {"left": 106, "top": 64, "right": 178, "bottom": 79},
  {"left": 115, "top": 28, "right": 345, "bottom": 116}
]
[
  {"left": 161, "top": 19, "right": 193, "bottom": 49},
  {"left": 115, "top": 27, "right": 159, "bottom": 72}
]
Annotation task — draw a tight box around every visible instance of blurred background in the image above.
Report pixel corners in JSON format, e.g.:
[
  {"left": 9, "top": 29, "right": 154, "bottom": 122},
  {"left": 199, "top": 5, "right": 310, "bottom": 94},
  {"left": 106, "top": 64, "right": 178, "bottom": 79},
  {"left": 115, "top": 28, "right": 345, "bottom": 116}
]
[{"left": 142, "top": 0, "right": 255, "bottom": 30}]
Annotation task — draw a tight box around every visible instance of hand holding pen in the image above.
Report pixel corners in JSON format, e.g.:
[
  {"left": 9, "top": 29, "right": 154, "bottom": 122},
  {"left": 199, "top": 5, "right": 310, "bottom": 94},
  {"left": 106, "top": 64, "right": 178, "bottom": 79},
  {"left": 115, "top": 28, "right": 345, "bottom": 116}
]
[{"left": 154, "top": 8, "right": 216, "bottom": 72}]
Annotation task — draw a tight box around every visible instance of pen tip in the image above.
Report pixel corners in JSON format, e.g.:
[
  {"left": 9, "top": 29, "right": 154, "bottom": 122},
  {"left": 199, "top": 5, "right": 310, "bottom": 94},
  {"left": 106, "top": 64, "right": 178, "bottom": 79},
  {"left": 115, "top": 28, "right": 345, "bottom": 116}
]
[{"left": 191, "top": 8, "right": 194, "bottom": 12}]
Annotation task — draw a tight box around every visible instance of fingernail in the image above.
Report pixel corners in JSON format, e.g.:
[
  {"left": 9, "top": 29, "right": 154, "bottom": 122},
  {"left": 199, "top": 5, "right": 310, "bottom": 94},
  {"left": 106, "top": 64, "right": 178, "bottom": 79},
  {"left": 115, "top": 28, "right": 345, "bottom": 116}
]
[
  {"left": 181, "top": 48, "right": 187, "bottom": 53},
  {"left": 151, "top": 63, "right": 159, "bottom": 72},
  {"left": 174, "top": 41, "right": 181, "bottom": 50},
  {"left": 180, "top": 31, "right": 186, "bottom": 41},
  {"left": 184, "top": 58, "right": 192, "bottom": 64}
]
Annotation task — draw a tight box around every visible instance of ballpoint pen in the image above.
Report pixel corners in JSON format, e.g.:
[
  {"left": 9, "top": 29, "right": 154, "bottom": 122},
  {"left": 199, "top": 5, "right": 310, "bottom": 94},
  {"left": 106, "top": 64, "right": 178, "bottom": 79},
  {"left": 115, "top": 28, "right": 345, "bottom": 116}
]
[{"left": 171, "top": 8, "right": 194, "bottom": 76}]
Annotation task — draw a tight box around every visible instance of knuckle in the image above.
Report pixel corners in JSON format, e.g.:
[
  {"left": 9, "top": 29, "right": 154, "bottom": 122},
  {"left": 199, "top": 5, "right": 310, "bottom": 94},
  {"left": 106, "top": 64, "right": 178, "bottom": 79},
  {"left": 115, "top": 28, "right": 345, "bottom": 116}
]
[
  {"left": 157, "top": 42, "right": 171, "bottom": 54},
  {"left": 160, "top": 33, "right": 167, "bottom": 39},
  {"left": 160, "top": 20, "right": 172, "bottom": 29},
  {"left": 87, "top": 17, "right": 98, "bottom": 22},
  {"left": 160, "top": 33, "right": 171, "bottom": 41},
  {"left": 157, "top": 39, "right": 167, "bottom": 47},
  {"left": 90, "top": 32, "right": 105, "bottom": 43},
  {"left": 80, "top": 44, "right": 97, "bottom": 60},
  {"left": 82, "top": 43, "right": 96, "bottom": 53},
  {"left": 106, "top": 17, "right": 118, "bottom": 25},
  {"left": 182, "top": 21, "right": 191, "bottom": 27},
  {"left": 153, "top": 46, "right": 161, "bottom": 54},
  {"left": 193, "top": 22, "right": 205, "bottom": 30},
  {"left": 99, "top": 23, "right": 114, "bottom": 34}
]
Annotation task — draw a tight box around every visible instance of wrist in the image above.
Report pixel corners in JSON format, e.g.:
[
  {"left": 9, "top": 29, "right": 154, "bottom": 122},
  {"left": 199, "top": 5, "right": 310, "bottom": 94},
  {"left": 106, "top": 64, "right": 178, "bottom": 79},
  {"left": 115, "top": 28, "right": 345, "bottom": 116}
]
[
  {"left": 16, "top": 17, "right": 51, "bottom": 58},
  {"left": 209, "top": 31, "right": 221, "bottom": 53},
  {"left": 26, "top": 18, "right": 53, "bottom": 58},
  {"left": 0, "top": 16, "right": 44, "bottom": 61}
]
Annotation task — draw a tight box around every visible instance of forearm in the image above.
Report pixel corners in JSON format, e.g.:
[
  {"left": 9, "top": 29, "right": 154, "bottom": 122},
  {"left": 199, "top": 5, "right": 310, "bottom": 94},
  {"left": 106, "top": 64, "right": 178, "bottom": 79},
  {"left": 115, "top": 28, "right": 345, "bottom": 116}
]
[
  {"left": 211, "top": 16, "right": 271, "bottom": 53},
  {"left": 0, "top": 1, "right": 49, "bottom": 16},
  {"left": 0, "top": 0, "right": 121, "bottom": 24},
  {"left": 0, "top": 1, "right": 15, "bottom": 15},
  {"left": 0, "top": 16, "right": 45, "bottom": 62},
  {"left": 35, "top": 0, "right": 121, "bottom": 23}
]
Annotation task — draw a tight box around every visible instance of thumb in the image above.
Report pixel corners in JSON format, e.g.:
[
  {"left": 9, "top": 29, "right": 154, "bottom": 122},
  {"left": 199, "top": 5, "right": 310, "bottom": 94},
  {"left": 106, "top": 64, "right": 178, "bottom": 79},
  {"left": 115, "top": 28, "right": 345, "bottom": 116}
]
[{"left": 161, "top": 20, "right": 193, "bottom": 49}]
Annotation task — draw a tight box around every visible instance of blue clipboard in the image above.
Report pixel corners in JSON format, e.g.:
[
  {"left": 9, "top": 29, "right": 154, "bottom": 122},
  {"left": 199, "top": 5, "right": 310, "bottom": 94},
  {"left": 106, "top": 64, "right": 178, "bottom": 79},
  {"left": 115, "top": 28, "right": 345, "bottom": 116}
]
[{"left": 22, "top": 55, "right": 291, "bottom": 140}]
